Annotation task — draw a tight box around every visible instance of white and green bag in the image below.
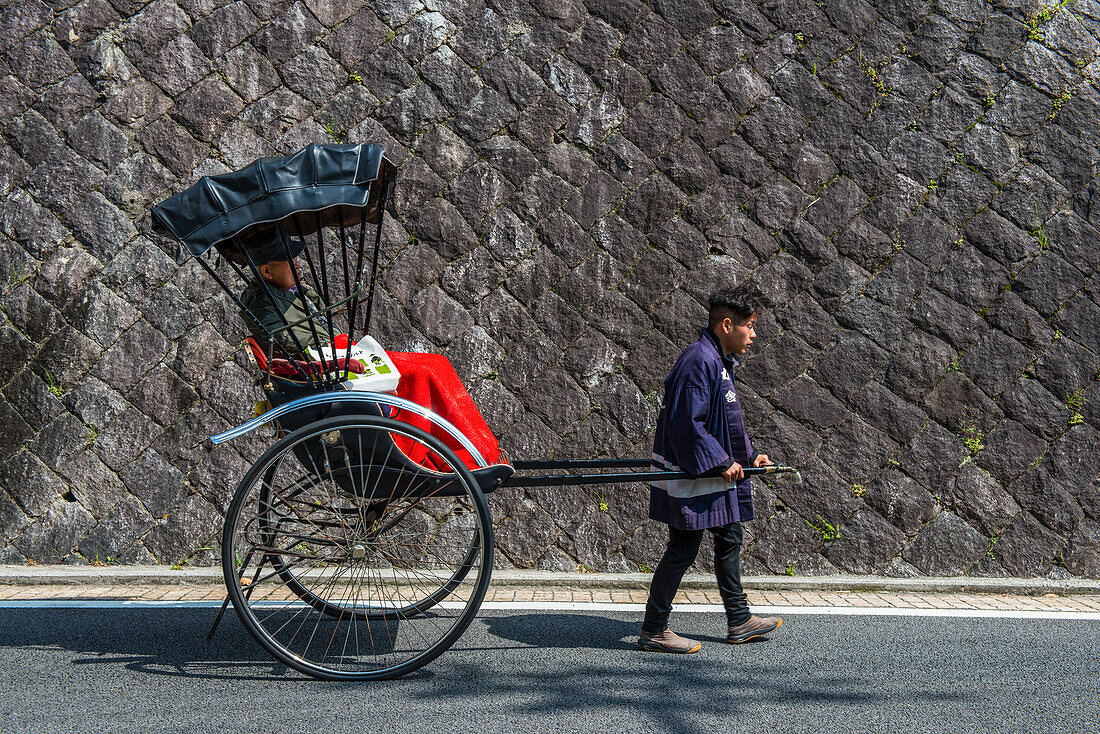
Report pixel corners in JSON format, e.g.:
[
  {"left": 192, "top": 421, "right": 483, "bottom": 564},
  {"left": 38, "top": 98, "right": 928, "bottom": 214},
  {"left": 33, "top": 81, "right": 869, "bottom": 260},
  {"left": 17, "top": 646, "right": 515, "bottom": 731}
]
[{"left": 308, "top": 335, "right": 401, "bottom": 392}]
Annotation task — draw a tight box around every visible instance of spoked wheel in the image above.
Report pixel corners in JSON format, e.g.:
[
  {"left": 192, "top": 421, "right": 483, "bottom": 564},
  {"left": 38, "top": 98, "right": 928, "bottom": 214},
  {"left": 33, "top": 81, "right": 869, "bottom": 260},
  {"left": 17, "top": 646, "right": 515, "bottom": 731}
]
[{"left": 222, "top": 414, "right": 493, "bottom": 680}]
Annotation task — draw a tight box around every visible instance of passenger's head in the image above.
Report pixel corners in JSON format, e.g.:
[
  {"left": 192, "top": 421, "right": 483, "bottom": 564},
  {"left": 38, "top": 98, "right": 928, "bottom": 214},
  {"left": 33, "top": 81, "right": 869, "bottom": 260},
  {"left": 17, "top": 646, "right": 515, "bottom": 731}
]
[
  {"left": 258, "top": 259, "right": 298, "bottom": 291},
  {"left": 708, "top": 286, "right": 762, "bottom": 356},
  {"left": 239, "top": 228, "right": 306, "bottom": 291}
]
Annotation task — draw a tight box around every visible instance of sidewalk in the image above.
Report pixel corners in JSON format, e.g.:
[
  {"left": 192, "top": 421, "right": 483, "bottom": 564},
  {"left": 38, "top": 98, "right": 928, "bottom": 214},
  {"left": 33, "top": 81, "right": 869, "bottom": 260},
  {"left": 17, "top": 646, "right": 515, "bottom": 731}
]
[{"left": 3, "top": 566, "right": 1100, "bottom": 613}]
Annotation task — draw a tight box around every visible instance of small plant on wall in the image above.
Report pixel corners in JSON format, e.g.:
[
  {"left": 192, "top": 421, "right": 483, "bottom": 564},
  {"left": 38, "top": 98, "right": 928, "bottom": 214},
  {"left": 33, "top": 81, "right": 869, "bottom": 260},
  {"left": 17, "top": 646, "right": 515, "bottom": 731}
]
[
  {"left": 958, "top": 419, "right": 986, "bottom": 467},
  {"left": 1067, "top": 388, "right": 1086, "bottom": 426}
]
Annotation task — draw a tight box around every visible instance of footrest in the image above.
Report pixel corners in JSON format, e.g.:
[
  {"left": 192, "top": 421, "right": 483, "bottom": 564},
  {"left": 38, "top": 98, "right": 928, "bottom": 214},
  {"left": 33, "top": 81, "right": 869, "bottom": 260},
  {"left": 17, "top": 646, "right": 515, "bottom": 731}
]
[{"left": 471, "top": 464, "right": 514, "bottom": 494}]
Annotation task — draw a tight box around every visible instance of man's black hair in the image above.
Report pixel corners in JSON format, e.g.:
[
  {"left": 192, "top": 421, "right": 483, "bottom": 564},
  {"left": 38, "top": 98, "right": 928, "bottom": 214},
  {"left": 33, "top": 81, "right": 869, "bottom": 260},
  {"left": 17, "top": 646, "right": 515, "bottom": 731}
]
[{"left": 708, "top": 286, "right": 762, "bottom": 327}]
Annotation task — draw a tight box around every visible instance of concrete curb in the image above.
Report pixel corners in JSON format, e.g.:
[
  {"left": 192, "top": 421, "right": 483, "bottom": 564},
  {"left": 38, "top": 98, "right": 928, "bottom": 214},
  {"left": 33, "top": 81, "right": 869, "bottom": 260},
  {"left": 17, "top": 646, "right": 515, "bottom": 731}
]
[{"left": 2, "top": 566, "right": 1098, "bottom": 595}]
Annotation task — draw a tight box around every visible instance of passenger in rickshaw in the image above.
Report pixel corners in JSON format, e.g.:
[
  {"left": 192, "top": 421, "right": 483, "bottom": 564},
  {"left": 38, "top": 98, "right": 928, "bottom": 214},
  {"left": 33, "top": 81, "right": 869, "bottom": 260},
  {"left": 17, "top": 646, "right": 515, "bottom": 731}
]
[
  {"left": 236, "top": 232, "right": 330, "bottom": 359},
  {"left": 233, "top": 230, "right": 504, "bottom": 471}
]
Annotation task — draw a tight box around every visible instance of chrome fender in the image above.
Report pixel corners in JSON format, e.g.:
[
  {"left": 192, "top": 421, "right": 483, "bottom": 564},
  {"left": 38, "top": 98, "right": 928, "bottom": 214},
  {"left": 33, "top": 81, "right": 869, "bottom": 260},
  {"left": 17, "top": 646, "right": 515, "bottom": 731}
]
[{"left": 209, "top": 391, "right": 489, "bottom": 468}]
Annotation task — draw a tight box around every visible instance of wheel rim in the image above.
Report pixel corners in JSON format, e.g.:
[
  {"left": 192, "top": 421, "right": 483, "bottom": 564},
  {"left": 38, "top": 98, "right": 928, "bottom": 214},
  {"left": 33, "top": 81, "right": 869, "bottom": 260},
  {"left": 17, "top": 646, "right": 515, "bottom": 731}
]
[{"left": 223, "top": 415, "right": 492, "bottom": 680}]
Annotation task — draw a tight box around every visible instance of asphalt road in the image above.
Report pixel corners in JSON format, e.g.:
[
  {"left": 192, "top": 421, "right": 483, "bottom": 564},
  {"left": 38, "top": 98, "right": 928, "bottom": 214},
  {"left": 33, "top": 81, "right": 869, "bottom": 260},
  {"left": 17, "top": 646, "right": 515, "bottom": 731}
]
[{"left": 1, "top": 606, "right": 1096, "bottom": 734}]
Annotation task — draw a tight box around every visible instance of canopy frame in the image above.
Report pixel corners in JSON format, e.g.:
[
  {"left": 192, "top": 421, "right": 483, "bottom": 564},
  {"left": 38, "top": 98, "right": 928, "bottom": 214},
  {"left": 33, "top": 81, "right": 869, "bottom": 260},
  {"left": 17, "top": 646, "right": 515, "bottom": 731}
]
[{"left": 151, "top": 143, "right": 397, "bottom": 389}]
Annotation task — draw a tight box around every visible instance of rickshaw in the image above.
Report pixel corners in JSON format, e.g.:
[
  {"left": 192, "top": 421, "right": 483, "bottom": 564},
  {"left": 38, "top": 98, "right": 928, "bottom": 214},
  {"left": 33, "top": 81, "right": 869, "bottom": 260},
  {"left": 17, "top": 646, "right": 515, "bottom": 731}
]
[{"left": 150, "top": 143, "right": 799, "bottom": 680}]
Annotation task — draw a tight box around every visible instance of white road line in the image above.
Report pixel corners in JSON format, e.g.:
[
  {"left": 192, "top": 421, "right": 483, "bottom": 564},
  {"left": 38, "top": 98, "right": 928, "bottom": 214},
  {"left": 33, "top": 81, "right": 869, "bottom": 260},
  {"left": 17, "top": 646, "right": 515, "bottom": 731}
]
[
  {"left": 0, "top": 600, "right": 229, "bottom": 608},
  {"left": 481, "top": 602, "right": 1100, "bottom": 620},
  {"left": 1, "top": 599, "right": 1099, "bottom": 620}
]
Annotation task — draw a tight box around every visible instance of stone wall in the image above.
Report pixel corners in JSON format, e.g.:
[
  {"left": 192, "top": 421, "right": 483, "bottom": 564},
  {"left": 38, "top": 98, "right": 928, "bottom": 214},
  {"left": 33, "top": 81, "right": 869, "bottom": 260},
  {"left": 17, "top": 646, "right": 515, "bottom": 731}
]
[{"left": 1, "top": 0, "right": 1099, "bottom": 577}]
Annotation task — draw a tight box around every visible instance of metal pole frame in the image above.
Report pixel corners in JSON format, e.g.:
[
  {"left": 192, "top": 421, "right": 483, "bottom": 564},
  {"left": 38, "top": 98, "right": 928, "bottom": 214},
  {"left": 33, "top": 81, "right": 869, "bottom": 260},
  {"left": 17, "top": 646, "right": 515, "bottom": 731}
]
[
  {"left": 274, "top": 223, "right": 333, "bottom": 379},
  {"left": 291, "top": 214, "right": 336, "bottom": 357},
  {"left": 362, "top": 176, "right": 392, "bottom": 338},
  {"left": 512, "top": 459, "right": 650, "bottom": 470},
  {"left": 344, "top": 207, "right": 370, "bottom": 382}
]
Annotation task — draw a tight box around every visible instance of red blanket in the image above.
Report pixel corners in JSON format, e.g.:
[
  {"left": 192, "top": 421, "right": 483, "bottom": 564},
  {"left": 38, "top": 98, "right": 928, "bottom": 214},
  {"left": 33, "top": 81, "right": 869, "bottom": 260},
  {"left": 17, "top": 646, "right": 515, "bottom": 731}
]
[{"left": 385, "top": 351, "right": 503, "bottom": 471}]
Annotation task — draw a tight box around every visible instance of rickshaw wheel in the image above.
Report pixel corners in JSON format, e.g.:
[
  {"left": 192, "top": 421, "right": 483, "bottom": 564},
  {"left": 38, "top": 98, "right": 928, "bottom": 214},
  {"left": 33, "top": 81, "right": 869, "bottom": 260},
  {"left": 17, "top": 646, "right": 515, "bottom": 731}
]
[{"left": 222, "top": 413, "right": 493, "bottom": 681}]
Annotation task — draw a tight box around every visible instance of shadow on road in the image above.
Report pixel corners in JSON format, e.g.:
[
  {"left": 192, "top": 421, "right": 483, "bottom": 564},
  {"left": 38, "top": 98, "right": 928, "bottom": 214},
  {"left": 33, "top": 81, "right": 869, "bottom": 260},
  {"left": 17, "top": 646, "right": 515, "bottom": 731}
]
[
  {"left": 4, "top": 607, "right": 1091, "bottom": 732},
  {"left": 481, "top": 612, "right": 776, "bottom": 648},
  {"left": 0, "top": 608, "right": 295, "bottom": 681},
  {"left": 482, "top": 612, "right": 639, "bottom": 649},
  {"left": 426, "top": 614, "right": 966, "bottom": 734},
  {"left": 0, "top": 607, "right": 974, "bottom": 728}
]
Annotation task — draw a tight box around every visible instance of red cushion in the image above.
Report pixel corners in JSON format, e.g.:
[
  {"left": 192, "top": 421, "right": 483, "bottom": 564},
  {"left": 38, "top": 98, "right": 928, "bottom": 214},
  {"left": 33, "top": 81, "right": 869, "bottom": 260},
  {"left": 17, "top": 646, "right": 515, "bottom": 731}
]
[
  {"left": 267, "top": 357, "right": 365, "bottom": 378},
  {"left": 244, "top": 337, "right": 365, "bottom": 377},
  {"left": 385, "top": 352, "right": 502, "bottom": 471}
]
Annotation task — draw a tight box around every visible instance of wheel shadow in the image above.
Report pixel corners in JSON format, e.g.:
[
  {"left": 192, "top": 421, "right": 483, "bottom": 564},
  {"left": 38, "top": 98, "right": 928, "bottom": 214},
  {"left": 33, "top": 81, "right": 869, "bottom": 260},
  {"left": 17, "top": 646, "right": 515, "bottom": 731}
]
[{"left": 0, "top": 608, "right": 300, "bottom": 681}]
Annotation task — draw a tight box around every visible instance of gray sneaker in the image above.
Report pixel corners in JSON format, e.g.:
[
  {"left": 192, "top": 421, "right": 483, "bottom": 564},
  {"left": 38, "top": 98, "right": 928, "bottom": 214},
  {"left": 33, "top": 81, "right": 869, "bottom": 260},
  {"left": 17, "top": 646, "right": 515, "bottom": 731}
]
[
  {"left": 638, "top": 628, "right": 702, "bottom": 654},
  {"left": 726, "top": 615, "right": 782, "bottom": 644}
]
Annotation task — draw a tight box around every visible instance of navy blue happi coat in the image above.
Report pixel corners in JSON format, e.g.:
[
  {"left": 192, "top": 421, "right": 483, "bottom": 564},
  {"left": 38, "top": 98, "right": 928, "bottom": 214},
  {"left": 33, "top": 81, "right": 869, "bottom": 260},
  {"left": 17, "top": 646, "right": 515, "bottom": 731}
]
[{"left": 649, "top": 328, "right": 756, "bottom": 530}]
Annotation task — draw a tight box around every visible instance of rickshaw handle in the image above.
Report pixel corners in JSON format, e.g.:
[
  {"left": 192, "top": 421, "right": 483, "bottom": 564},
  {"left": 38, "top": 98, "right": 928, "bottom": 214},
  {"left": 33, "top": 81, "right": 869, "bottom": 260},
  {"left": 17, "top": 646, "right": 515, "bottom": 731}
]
[
  {"left": 504, "top": 465, "right": 801, "bottom": 487},
  {"left": 207, "top": 391, "right": 489, "bottom": 468}
]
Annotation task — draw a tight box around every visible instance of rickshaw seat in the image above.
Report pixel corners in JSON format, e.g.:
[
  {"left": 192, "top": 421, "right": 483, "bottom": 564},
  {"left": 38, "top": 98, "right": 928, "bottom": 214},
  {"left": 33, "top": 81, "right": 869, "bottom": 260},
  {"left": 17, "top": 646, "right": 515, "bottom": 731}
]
[
  {"left": 244, "top": 337, "right": 366, "bottom": 378},
  {"left": 243, "top": 338, "right": 504, "bottom": 473}
]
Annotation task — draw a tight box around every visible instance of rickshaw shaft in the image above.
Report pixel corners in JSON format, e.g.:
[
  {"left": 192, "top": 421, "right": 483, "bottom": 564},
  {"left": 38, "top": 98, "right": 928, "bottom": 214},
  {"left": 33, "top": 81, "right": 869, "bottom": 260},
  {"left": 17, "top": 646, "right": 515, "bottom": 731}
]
[
  {"left": 504, "top": 465, "right": 792, "bottom": 487},
  {"left": 512, "top": 459, "right": 650, "bottom": 470}
]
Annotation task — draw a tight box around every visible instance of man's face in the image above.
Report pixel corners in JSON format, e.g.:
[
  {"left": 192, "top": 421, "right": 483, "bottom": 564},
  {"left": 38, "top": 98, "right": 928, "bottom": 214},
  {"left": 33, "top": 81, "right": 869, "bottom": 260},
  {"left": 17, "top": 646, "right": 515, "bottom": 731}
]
[
  {"left": 259, "top": 259, "right": 298, "bottom": 291},
  {"left": 715, "top": 313, "right": 757, "bottom": 356}
]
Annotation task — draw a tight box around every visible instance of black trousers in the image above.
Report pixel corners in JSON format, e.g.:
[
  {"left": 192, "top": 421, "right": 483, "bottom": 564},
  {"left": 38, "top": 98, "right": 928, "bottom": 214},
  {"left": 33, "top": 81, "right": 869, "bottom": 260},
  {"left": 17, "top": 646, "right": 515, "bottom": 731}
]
[{"left": 642, "top": 522, "right": 750, "bottom": 633}]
